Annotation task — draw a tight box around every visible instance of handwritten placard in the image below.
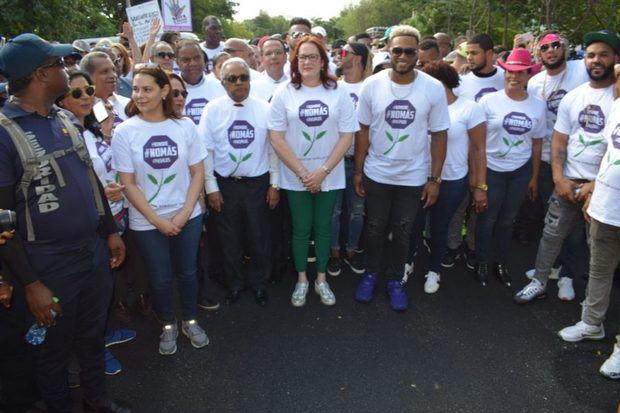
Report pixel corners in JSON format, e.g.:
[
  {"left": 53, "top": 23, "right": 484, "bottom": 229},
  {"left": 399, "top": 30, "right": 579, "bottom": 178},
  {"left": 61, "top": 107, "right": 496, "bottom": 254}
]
[{"left": 126, "top": 0, "right": 163, "bottom": 45}]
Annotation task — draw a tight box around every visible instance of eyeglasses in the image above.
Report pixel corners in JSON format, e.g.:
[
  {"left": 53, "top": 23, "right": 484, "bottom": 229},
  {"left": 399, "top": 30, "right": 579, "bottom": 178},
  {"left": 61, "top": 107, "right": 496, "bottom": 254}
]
[
  {"left": 391, "top": 47, "right": 417, "bottom": 57},
  {"left": 172, "top": 89, "right": 188, "bottom": 98},
  {"left": 66, "top": 85, "right": 96, "bottom": 99},
  {"left": 40, "top": 58, "right": 65, "bottom": 69},
  {"left": 540, "top": 41, "right": 562, "bottom": 53},
  {"left": 224, "top": 74, "right": 250, "bottom": 83},
  {"left": 263, "top": 49, "right": 285, "bottom": 57},
  {"left": 298, "top": 53, "right": 320, "bottom": 62},
  {"left": 156, "top": 52, "right": 175, "bottom": 59},
  {"left": 340, "top": 49, "right": 357, "bottom": 58},
  {"left": 291, "top": 31, "right": 310, "bottom": 39}
]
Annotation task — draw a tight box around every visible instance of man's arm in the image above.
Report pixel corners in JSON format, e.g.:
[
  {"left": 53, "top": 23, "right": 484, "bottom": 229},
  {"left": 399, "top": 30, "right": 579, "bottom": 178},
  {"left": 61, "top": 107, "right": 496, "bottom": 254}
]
[
  {"left": 550, "top": 130, "right": 577, "bottom": 202},
  {"left": 353, "top": 124, "right": 370, "bottom": 197},
  {"left": 423, "top": 130, "right": 448, "bottom": 208}
]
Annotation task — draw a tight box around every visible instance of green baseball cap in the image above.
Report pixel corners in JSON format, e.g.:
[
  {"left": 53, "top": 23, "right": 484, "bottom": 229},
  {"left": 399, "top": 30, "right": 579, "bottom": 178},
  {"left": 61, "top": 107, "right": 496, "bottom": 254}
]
[{"left": 583, "top": 29, "right": 620, "bottom": 54}]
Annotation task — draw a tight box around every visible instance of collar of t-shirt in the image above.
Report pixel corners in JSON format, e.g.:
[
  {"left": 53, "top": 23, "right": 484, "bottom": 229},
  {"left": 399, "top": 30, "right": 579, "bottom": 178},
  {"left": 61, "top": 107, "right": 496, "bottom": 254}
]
[
  {"left": 472, "top": 67, "right": 498, "bottom": 78},
  {"left": 2, "top": 100, "right": 61, "bottom": 120},
  {"left": 265, "top": 72, "right": 288, "bottom": 84},
  {"left": 182, "top": 73, "right": 206, "bottom": 88}
]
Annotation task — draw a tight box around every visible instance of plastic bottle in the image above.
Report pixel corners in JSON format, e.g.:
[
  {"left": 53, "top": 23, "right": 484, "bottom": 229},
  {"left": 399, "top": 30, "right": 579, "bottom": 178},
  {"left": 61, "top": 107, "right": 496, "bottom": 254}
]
[{"left": 25, "top": 297, "right": 59, "bottom": 346}]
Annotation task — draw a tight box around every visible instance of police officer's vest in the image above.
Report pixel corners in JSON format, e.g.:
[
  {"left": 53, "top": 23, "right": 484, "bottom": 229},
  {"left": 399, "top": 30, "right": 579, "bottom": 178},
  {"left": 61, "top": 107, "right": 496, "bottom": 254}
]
[{"left": 0, "top": 111, "right": 105, "bottom": 241}]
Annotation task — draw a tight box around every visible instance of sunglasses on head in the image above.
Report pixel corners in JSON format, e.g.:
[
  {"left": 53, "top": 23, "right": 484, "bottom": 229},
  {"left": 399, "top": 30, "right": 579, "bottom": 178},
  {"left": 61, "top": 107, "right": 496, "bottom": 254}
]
[
  {"left": 172, "top": 89, "right": 188, "bottom": 98},
  {"left": 40, "top": 58, "right": 66, "bottom": 69},
  {"left": 340, "top": 49, "right": 357, "bottom": 58},
  {"left": 391, "top": 47, "right": 417, "bottom": 57},
  {"left": 540, "top": 41, "right": 562, "bottom": 52},
  {"left": 156, "top": 52, "right": 175, "bottom": 59},
  {"left": 67, "top": 85, "right": 96, "bottom": 99},
  {"left": 224, "top": 74, "right": 250, "bottom": 83}
]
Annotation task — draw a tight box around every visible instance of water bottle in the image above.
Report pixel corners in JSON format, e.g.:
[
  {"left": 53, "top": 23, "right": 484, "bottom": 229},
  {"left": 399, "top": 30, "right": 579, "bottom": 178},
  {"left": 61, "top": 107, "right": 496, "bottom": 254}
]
[{"left": 25, "top": 297, "right": 59, "bottom": 346}]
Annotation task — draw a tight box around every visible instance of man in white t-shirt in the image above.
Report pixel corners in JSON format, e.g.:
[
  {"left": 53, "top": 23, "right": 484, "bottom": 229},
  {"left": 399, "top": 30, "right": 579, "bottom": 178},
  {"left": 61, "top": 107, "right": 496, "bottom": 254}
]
[
  {"left": 515, "top": 31, "right": 618, "bottom": 305},
  {"left": 354, "top": 25, "right": 450, "bottom": 312},
  {"left": 252, "top": 37, "right": 289, "bottom": 102},
  {"left": 455, "top": 34, "right": 504, "bottom": 102},
  {"left": 222, "top": 38, "right": 262, "bottom": 81},
  {"left": 198, "top": 58, "right": 280, "bottom": 307},
  {"left": 176, "top": 40, "right": 225, "bottom": 124},
  {"left": 199, "top": 16, "right": 224, "bottom": 72}
]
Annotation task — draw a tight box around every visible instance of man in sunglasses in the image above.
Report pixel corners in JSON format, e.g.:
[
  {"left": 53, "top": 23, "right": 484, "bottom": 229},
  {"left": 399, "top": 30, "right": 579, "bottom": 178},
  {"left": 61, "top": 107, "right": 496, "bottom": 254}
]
[
  {"left": 222, "top": 38, "right": 262, "bottom": 81},
  {"left": 0, "top": 33, "right": 131, "bottom": 412},
  {"left": 198, "top": 58, "right": 279, "bottom": 307},
  {"left": 354, "top": 25, "right": 449, "bottom": 311},
  {"left": 286, "top": 17, "right": 312, "bottom": 56}
]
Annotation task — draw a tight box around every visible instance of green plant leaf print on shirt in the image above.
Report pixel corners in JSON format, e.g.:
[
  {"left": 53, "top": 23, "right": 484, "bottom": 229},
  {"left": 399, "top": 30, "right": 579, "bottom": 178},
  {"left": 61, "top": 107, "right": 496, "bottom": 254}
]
[
  {"left": 499, "top": 136, "right": 524, "bottom": 157},
  {"left": 229, "top": 150, "right": 253, "bottom": 176},
  {"left": 302, "top": 129, "right": 327, "bottom": 157},
  {"left": 383, "top": 131, "right": 410, "bottom": 155},
  {"left": 147, "top": 171, "right": 177, "bottom": 203},
  {"left": 573, "top": 133, "right": 604, "bottom": 157}
]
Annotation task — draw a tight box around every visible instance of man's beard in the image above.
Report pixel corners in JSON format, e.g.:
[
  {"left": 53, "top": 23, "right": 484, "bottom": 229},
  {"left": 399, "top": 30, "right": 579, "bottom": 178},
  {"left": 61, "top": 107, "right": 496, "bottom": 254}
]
[
  {"left": 542, "top": 53, "right": 565, "bottom": 70},
  {"left": 587, "top": 61, "right": 615, "bottom": 81},
  {"left": 391, "top": 61, "right": 415, "bottom": 75},
  {"left": 470, "top": 57, "right": 486, "bottom": 74}
]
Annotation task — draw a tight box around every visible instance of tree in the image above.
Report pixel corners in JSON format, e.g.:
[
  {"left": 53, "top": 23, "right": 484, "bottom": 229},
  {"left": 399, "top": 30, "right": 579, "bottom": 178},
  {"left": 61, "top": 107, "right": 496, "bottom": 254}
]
[{"left": 242, "top": 11, "right": 289, "bottom": 38}]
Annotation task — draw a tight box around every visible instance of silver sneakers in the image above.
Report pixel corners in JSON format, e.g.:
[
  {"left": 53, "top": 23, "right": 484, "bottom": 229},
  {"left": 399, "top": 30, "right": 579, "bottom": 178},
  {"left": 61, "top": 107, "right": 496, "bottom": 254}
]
[
  {"left": 513, "top": 279, "right": 546, "bottom": 304},
  {"left": 291, "top": 282, "right": 309, "bottom": 307},
  {"left": 558, "top": 320, "right": 605, "bottom": 342},
  {"left": 314, "top": 281, "right": 336, "bottom": 306},
  {"left": 181, "top": 319, "right": 209, "bottom": 349},
  {"left": 423, "top": 271, "right": 440, "bottom": 294},
  {"left": 159, "top": 323, "right": 178, "bottom": 356}
]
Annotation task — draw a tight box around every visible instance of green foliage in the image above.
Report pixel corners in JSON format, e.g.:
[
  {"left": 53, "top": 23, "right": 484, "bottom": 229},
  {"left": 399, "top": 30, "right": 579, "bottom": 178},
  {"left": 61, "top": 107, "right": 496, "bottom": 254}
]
[
  {"left": 191, "top": 0, "right": 237, "bottom": 37},
  {"left": 242, "top": 10, "right": 289, "bottom": 37}
]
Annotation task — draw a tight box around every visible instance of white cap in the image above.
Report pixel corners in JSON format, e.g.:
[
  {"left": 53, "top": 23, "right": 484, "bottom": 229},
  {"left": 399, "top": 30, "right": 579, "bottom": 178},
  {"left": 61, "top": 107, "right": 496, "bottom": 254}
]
[
  {"left": 311, "top": 26, "right": 327, "bottom": 38},
  {"left": 372, "top": 51, "right": 390, "bottom": 71}
]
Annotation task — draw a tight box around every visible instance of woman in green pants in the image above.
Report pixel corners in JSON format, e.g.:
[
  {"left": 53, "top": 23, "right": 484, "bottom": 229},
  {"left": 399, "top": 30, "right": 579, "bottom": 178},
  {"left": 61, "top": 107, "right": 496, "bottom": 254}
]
[{"left": 268, "top": 36, "right": 358, "bottom": 307}]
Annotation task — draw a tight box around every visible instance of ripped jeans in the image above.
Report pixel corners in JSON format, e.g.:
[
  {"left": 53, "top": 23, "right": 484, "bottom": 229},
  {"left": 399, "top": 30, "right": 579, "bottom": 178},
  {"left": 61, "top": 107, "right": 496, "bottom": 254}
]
[{"left": 363, "top": 174, "right": 423, "bottom": 280}]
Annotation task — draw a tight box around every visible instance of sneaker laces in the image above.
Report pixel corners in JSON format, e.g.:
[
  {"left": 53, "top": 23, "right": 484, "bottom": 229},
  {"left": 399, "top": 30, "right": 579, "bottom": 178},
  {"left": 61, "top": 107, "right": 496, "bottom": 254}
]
[
  {"left": 520, "top": 280, "right": 544, "bottom": 297},
  {"left": 160, "top": 324, "right": 177, "bottom": 340},
  {"left": 293, "top": 283, "right": 308, "bottom": 298},
  {"left": 316, "top": 282, "right": 334, "bottom": 299}
]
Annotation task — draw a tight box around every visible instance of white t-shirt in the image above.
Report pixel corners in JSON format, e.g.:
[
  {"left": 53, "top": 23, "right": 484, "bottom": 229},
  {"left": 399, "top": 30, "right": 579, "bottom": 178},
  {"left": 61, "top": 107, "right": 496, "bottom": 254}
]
[
  {"left": 527, "top": 60, "right": 589, "bottom": 163},
  {"left": 357, "top": 69, "right": 450, "bottom": 186},
  {"left": 111, "top": 116, "right": 206, "bottom": 231},
  {"left": 553, "top": 83, "right": 614, "bottom": 181},
  {"left": 200, "top": 41, "right": 224, "bottom": 71},
  {"left": 83, "top": 130, "right": 123, "bottom": 216},
  {"left": 338, "top": 80, "right": 363, "bottom": 157},
  {"left": 183, "top": 75, "right": 225, "bottom": 124},
  {"left": 588, "top": 99, "right": 620, "bottom": 227},
  {"left": 443, "top": 97, "right": 486, "bottom": 180},
  {"left": 252, "top": 72, "right": 289, "bottom": 102},
  {"left": 108, "top": 93, "right": 130, "bottom": 128},
  {"left": 198, "top": 95, "right": 276, "bottom": 193},
  {"left": 479, "top": 90, "right": 546, "bottom": 172},
  {"left": 268, "top": 81, "right": 359, "bottom": 191},
  {"left": 455, "top": 67, "right": 505, "bottom": 102}
]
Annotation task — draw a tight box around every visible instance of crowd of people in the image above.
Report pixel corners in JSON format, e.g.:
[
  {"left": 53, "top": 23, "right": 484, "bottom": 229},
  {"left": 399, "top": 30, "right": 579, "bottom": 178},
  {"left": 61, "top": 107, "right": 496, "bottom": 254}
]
[{"left": 0, "top": 12, "right": 619, "bottom": 413}]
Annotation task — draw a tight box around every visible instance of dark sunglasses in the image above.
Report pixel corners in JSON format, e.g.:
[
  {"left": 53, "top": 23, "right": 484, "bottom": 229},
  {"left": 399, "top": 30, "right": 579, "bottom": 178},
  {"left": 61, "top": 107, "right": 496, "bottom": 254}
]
[
  {"left": 224, "top": 74, "right": 250, "bottom": 83},
  {"left": 67, "top": 85, "right": 96, "bottom": 99},
  {"left": 291, "top": 31, "right": 310, "bottom": 39},
  {"left": 540, "top": 41, "right": 562, "bottom": 52},
  {"left": 40, "top": 58, "right": 66, "bottom": 69},
  {"left": 391, "top": 47, "right": 417, "bottom": 57},
  {"left": 172, "top": 89, "right": 188, "bottom": 98},
  {"left": 156, "top": 52, "right": 175, "bottom": 59},
  {"left": 340, "top": 49, "right": 357, "bottom": 58}
]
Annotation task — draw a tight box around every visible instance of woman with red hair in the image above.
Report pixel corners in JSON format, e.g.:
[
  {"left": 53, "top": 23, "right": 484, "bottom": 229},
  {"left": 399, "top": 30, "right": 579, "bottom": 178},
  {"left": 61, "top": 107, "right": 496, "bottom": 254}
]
[{"left": 268, "top": 36, "right": 358, "bottom": 307}]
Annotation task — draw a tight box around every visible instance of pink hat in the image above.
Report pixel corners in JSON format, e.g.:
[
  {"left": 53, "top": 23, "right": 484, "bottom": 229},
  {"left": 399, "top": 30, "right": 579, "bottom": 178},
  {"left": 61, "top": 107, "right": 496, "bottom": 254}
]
[
  {"left": 497, "top": 48, "right": 542, "bottom": 74},
  {"left": 539, "top": 33, "right": 562, "bottom": 46}
]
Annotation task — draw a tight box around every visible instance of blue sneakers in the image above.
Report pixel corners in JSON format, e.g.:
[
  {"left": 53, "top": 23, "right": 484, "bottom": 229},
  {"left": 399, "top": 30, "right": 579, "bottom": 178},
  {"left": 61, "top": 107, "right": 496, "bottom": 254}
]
[
  {"left": 387, "top": 280, "right": 408, "bottom": 311},
  {"left": 104, "top": 349, "right": 122, "bottom": 375},
  {"left": 105, "top": 329, "right": 136, "bottom": 348},
  {"left": 355, "top": 272, "right": 378, "bottom": 303}
]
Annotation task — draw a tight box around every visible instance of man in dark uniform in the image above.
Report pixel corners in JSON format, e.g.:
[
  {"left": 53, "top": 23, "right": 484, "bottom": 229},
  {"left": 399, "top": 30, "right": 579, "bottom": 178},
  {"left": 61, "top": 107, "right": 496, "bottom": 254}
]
[{"left": 0, "top": 33, "right": 131, "bottom": 413}]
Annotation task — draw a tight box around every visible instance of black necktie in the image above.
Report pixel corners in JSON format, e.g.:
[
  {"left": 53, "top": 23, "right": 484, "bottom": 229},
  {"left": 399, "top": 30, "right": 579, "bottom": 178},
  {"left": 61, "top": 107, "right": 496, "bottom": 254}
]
[{"left": 234, "top": 103, "right": 243, "bottom": 107}]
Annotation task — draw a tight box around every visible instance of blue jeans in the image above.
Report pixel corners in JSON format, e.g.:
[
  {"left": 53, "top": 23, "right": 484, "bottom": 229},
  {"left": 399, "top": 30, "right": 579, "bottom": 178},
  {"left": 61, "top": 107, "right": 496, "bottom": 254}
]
[
  {"left": 133, "top": 215, "right": 203, "bottom": 323},
  {"left": 409, "top": 176, "right": 469, "bottom": 272},
  {"left": 330, "top": 157, "right": 365, "bottom": 252},
  {"left": 476, "top": 161, "right": 531, "bottom": 263}
]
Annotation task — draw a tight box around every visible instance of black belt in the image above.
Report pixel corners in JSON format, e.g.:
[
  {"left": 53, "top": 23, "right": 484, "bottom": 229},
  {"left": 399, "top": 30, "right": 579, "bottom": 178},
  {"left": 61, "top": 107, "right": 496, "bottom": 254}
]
[{"left": 215, "top": 172, "right": 268, "bottom": 182}]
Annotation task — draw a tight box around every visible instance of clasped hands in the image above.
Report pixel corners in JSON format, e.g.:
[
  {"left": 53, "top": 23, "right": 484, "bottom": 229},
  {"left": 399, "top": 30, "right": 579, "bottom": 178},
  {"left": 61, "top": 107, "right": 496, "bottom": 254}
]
[{"left": 298, "top": 167, "right": 327, "bottom": 194}]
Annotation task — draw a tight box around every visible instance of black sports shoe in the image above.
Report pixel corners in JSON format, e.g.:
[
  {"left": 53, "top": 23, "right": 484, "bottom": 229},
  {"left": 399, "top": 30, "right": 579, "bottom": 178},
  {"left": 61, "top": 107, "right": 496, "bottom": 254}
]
[
  {"left": 495, "top": 263, "right": 512, "bottom": 287},
  {"left": 476, "top": 262, "right": 488, "bottom": 287},
  {"left": 344, "top": 252, "right": 365, "bottom": 274},
  {"left": 327, "top": 256, "right": 342, "bottom": 276},
  {"left": 441, "top": 248, "right": 459, "bottom": 268},
  {"left": 465, "top": 248, "right": 476, "bottom": 270},
  {"left": 198, "top": 297, "right": 221, "bottom": 311}
]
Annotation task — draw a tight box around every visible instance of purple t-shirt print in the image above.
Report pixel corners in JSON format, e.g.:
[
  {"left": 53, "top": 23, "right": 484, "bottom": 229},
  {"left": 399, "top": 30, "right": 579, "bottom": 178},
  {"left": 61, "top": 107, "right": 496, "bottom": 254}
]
[
  {"left": 499, "top": 112, "right": 532, "bottom": 157},
  {"left": 95, "top": 140, "right": 113, "bottom": 173},
  {"left": 382, "top": 100, "right": 415, "bottom": 155},
  {"left": 475, "top": 87, "right": 497, "bottom": 102},
  {"left": 578, "top": 105, "right": 606, "bottom": 134},
  {"left": 227, "top": 120, "right": 255, "bottom": 175},
  {"left": 547, "top": 89, "right": 567, "bottom": 115},
  {"left": 143, "top": 135, "right": 179, "bottom": 203},
  {"left": 612, "top": 123, "right": 620, "bottom": 150},
  {"left": 299, "top": 100, "right": 329, "bottom": 156},
  {"left": 185, "top": 98, "right": 208, "bottom": 124}
]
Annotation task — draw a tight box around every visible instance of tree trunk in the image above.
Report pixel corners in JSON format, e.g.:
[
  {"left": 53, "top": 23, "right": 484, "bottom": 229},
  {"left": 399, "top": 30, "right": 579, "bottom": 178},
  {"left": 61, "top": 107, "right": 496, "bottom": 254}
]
[{"left": 502, "top": 0, "right": 509, "bottom": 47}]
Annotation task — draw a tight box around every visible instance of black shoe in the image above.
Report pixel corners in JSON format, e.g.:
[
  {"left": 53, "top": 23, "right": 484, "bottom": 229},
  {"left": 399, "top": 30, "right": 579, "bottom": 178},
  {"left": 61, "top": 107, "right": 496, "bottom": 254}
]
[
  {"left": 198, "top": 297, "right": 221, "bottom": 311},
  {"left": 113, "top": 300, "right": 132, "bottom": 323},
  {"left": 343, "top": 252, "right": 365, "bottom": 274},
  {"left": 135, "top": 294, "right": 151, "bottom": 316},
  {"left": 476, "top": 262, "right": 488, "bottom": 287},
  {"left": 465, "top": 248, "right": 476, "bottom": 270},
  {"left": 254, "top": 289, "right": 268, "bottom": 306},
  {"left": 224, "top": 290, "right": 241, "bottom": 305},
  {"left": 496, "top": 263, "right": 512, "bottom": 287},
  {"left": 83, "top": 398, "right": 132, "bottom": 413},
  {"left": 441, "top": 248, "right": 459, "bottom": 268},
  {"left": 327, "top": 256, "right": 342, "bottom": 276}
]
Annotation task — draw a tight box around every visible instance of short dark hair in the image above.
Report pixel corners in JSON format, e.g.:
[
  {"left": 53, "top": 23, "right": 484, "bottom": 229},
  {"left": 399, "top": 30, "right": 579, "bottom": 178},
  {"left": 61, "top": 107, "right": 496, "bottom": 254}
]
[
  {"left": 421, "top": 61, "right": 460, "bottom": 89},
  {"left": 468, "top": 34, "right": 494, "bottom": 51},
  {"left": 260, "top": 37, "right": 286, "bottom": 52},
  {"left": 354, "top": 32, "right": 371, "bottom": 41},
  {"left": 160, "top": 31, "right": 180, "bottom": 46},
  {"left": 289, "top": 17, "right": 311, "bottom": 30},
  {"left": 175, "top": 39, "right": 207, "bottom": 64},
  {"left": 202, "top": 16, "right": 220, "bottom": 29},
  {"left": 419, "top": 39, "right": 439, "bottom": 53}
]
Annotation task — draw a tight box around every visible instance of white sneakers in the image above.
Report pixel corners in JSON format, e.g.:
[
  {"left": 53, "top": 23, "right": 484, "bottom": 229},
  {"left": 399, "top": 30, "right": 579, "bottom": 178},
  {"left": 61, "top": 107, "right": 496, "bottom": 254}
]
[
  {"left": 525, "top": 266, "right": 560, "bottom": 280},
  {"left": 291, "top": 281, "right": 336, "bottom": 306},
  {"left": 291, "top": 283, "right": 309, "bottom": 307},
  {"left": 424, "top": 271, "right": 440, "bottom": 294},
  {"left": 402, "top": 262, "right": 414, "bottom": 283},
  {"left": 557, "top": 277, "right": 575, "bottom": 301},
  {"left": 558, "top": 321, "right": 605, "bottom": 342},
  {"left": 600, "top": 345, "right": 620, "bottom": 379}
]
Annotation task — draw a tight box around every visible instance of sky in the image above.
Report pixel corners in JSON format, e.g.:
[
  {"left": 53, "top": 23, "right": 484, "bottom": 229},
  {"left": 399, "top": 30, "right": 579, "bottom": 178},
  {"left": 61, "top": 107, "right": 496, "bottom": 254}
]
[{"left": 233, "top": 0, "right": 360, "bottom": 21}]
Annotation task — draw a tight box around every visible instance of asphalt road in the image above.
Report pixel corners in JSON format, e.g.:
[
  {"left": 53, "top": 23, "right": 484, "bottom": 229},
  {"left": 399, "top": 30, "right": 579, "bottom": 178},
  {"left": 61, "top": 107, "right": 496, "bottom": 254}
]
[{"left": 104, "top": 241, "right": 619, "bottom": 413}]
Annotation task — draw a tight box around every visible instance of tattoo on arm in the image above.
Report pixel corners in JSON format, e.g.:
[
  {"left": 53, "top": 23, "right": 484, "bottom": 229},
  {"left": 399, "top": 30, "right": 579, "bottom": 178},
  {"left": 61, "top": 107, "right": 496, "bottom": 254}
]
[{"left": 552, "top": 147, "right": 566, "bottom": 167}]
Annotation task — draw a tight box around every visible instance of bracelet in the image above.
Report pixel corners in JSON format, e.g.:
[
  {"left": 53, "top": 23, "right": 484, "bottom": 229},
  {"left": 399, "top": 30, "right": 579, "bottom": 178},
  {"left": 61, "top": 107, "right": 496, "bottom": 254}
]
[{"left": 321, "top": 165, "right": 331, "bottom": 175}]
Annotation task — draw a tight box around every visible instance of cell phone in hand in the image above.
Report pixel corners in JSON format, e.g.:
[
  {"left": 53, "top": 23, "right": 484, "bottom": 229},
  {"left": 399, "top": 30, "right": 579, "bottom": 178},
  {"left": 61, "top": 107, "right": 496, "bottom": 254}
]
[
  {"left": 93, "top": 100, "right": 109, "bottom": 123},
  {"left": 521, "top": 32, "right": 534, "bottom": 44}
]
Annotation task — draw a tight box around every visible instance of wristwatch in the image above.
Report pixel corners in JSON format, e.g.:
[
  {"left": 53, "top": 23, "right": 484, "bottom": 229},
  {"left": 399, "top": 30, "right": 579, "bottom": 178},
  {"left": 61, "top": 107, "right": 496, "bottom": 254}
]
[
  {"left": 427, "top": 176, "right": 442, "bottom": 184},
  {"left": 271, "top": 184, "right": 280, "bottom": 190},
  {"left": 474, "top": 184, "right": 488, "bottom": 191},
  {"left": 321, "top": 165, "right": 331, "bottom": 175}
]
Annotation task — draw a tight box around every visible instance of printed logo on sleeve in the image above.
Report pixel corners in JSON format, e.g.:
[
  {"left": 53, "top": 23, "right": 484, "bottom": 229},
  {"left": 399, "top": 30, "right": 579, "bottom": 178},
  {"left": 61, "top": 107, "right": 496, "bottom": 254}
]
[
  {"left": 546, "top": 89, "right": 567, "bottom": 115},
  {"left": 143, "top": 135, "right": 178, "bottom": 169},
  {"left": 184, "top": 98, "right": 208, "bottom": 124},
  {"left": 578, "top": 105, "right": 605, "bottom": 134},
  {"left": 474, "top": 87, "right": 497, "bottom": 102}
]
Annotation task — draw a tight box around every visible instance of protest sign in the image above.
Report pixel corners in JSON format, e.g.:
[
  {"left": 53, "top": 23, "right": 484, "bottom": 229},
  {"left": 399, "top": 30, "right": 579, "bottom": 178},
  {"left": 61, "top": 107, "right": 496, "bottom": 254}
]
[
  {"left": 126, "top": 0, "right": 163, "bottom": 45},
  {"left": 161, "top": 0, "right": 192, "bottom": 32}
]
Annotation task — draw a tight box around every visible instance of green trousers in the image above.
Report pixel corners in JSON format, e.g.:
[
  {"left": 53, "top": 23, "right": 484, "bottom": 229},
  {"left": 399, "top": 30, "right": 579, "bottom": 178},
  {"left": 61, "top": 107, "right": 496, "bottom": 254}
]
[{"left": 286, "top": 190, "right": 340, "bottom": 273}]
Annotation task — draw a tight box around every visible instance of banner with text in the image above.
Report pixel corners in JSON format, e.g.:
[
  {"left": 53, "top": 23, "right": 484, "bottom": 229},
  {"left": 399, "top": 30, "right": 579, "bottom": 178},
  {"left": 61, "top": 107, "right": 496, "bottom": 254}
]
[{"left": 161, "top": 0, "right": 192, "bottom": 32}]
